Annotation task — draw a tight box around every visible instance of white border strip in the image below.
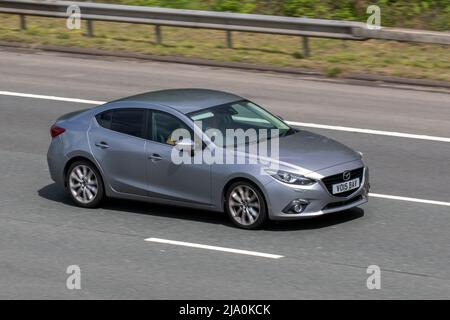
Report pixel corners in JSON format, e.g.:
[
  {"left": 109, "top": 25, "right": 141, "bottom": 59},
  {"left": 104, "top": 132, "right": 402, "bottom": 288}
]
[
  {"left": 370, "top": 193, "right": 450, "bottom": 207},
  {"left": 145, "top": 237, "right": 284, "bottom": 259},
  {"left": 286, "top": 121, "right": 450, "bottom": 143}
]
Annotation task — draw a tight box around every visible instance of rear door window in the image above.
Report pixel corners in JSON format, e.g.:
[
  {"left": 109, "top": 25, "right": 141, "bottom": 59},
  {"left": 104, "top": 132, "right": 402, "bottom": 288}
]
[
  {"left": 96, "top": 110, "right": 113, "bottom": 129},
  {"left": 96, "top": 109, "right": 146, "bottom": 138}
]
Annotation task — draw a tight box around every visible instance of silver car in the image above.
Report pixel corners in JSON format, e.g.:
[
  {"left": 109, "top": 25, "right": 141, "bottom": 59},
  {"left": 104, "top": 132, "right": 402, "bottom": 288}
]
[{"left": 47, "top": 89, "right": 369, "bottom": 229}]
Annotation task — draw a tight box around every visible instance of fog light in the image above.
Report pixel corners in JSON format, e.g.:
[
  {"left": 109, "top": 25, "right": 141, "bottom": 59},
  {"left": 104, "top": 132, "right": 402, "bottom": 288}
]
[{"left": 283, "top": 199, "right": 310, "bottom": 214}]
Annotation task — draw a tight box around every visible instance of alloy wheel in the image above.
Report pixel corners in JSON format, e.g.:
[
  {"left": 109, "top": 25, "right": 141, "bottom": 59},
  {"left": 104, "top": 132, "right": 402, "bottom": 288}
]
[
  {"left": 228, "top": 185, "right": 261, "bottom": 226},
  {"left": 69, "top": 164, "right": 99, "bottom": 204}
]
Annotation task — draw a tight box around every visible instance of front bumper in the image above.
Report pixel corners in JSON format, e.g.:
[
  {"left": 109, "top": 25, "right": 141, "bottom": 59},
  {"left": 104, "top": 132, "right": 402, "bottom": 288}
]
[{"left": 264, "top": 164, "right": 369, "bottom": 220}]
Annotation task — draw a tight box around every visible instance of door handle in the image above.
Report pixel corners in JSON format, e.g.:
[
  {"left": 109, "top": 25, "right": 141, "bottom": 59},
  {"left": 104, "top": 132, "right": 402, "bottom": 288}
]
[
  {"left": 95, "top": 142, "right": 110, "bottom": 149},
  {"left": 149, "top": 153, "right": 162, "bottom": 161}
]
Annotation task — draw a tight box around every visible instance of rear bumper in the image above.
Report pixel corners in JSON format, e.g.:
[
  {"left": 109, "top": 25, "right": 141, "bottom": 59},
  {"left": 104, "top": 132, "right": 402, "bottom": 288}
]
[
  {"left": 265, "top": 164, "right": 369, "bottom": 221},
  {"left": 47, "top": 137, "right": 67, "bottom": 186}
]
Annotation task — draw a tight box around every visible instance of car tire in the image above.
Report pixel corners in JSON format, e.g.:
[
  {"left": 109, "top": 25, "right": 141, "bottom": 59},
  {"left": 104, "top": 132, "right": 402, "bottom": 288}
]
[
  {"left": 225, "top": 181, "right": 268, "bottom": 230},
  {"left": 66, "top": 160, "right": 105, "bottom": 208}
]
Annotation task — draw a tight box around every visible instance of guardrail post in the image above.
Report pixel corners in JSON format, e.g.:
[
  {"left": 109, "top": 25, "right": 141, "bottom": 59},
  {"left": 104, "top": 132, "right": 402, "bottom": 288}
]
[
  {"left": 226, "top": 31, "right": 233, "bottom": 48},
  {"left": 155, "top": 25, "right": 162, "bottom": 45},
  {"left": 19, "top": 14, "right": 26, "bottom": 30},
  {"left": 302, "top": 36, "right": 310, "bottom": 57},
  {"left": 86, "top": 20, "right": 94, "bottom": 37},
  {"left": 85, "top": 0, "right": 94, "bottom": 37}
]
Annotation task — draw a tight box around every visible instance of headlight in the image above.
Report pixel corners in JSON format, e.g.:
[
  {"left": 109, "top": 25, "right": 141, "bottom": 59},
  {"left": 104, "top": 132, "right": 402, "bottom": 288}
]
[{"left": 265, "top": 169, "right": 316, "bottom": 186}]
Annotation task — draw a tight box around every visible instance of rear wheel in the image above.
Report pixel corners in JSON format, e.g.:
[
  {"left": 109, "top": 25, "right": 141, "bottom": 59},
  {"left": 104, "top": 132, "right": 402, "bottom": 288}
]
[
  {"left": 67, "top": 161, "right": 104, "bottom": 208},
  {"left": 225, "top": 182, "right": 267, "bottom": 229}
]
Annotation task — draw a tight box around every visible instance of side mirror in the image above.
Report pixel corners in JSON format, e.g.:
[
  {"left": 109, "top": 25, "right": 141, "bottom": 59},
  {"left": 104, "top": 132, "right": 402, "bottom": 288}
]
[{"left": 174, "top": 138, "right": 195, "bottom": 152}]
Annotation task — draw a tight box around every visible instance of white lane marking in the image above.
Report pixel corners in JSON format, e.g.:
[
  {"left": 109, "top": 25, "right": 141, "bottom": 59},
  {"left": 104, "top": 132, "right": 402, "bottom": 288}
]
[
  {"left": 0, "top": 90, "right": 105, "bottom": 105},
  {"left": 370, "top": 193, "right": 450, "bottom": 207},
  {"left": 286, "top": 121, "right": 450, "bottom": 143},
  {"left": 1, "top": 90, "right": 449, "bottom": 143},
  {"left": 145, "top": 238, "right": 284, "bottom": 259}
]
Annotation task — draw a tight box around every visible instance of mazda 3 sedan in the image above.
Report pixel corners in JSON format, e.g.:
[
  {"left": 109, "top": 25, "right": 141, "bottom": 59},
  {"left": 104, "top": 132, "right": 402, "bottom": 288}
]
[{"left": 47, "top": 89, "right": 369, "bottom": 229}]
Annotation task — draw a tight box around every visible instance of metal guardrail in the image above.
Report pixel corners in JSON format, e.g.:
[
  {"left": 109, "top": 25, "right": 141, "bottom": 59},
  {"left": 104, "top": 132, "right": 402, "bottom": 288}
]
[{"left": 0, "top": 0, "right": 449, "bottom": 57}]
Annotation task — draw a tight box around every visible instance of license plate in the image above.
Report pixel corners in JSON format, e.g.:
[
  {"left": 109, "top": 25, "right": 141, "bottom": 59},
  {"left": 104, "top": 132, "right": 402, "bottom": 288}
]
[{"left": 332, "top": 178, "right": 360, "bottom": 194}]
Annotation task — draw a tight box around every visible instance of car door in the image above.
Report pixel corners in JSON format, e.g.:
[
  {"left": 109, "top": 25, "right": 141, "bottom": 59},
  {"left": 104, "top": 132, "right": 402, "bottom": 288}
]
[
  {"left": 88, "top": 108, "right": 148, "bottom": 196},
  {"left": 145, "top": 110, "right": 212, "bottom": 206}
]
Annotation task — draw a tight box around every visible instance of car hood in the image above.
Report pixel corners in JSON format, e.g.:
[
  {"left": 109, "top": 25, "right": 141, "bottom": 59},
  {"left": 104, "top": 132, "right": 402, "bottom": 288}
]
[{"left": 253, "top": 130, "right": 361, "bottom": 173}]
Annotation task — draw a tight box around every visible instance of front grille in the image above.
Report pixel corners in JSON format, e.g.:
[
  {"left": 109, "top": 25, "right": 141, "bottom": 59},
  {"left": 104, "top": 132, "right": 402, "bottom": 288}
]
[
  {"left": 322, "top": 167, "right": 364, "bottom": 197},
  {"left": 322, "top": 195, "right": 363, "bottom": 211}
]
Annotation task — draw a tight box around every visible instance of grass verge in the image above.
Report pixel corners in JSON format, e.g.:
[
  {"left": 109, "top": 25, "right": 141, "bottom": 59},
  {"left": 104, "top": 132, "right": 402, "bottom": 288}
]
[{"left": 0, "top": 14, "right": 449, "bottom": 82}]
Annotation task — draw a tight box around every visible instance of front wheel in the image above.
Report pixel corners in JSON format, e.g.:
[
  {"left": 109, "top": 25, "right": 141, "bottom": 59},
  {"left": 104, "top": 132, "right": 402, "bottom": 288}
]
[
  {"left": 67, "top": 161, "right": 104, "bottom": 208},
  {"left": 225, "top": 182, "right": 267, "bottom": 229}
]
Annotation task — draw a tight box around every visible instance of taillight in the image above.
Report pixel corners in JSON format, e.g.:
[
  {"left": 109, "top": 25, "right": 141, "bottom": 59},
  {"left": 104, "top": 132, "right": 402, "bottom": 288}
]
[{"left": 50, "top": 125, "right": 66, "bottom": 138}]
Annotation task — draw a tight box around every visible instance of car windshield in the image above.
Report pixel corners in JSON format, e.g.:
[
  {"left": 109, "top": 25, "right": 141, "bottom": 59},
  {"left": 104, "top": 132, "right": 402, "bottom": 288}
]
[{"left": 188, "top": 100, "right": 293, "bottom": 146}]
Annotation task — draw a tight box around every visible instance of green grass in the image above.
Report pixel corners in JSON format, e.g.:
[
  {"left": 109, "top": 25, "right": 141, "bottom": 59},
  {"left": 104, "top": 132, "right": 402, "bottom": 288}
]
[{"left": 0, "top": 14, "right": 449, "bottom": 82}]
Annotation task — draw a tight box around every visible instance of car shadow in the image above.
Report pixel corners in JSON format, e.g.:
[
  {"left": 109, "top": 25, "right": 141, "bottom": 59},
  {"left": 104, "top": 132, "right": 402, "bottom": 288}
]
[
  {"left": 38, "top": 183, "right": 365, "bottom": 231},
  {"left": 38, "top": 183, "right": 232, "bottom": 227}
]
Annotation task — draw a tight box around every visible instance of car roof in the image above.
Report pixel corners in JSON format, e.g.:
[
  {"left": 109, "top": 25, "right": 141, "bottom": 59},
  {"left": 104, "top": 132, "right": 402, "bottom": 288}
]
[{"left": 114, "top": 88, "right": 243, "bottom": 114}]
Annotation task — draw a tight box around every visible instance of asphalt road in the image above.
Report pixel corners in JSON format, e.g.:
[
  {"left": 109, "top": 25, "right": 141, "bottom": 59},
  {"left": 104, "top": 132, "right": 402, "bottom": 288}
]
[{"left": 0, "top": 47, "right": 449, "bottom": 299}]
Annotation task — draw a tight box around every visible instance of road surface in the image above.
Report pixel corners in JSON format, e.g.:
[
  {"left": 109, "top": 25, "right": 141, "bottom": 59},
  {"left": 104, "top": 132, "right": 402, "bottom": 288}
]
[{"left": 0, "top": 47, "right": 449, "bottom": 299}]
